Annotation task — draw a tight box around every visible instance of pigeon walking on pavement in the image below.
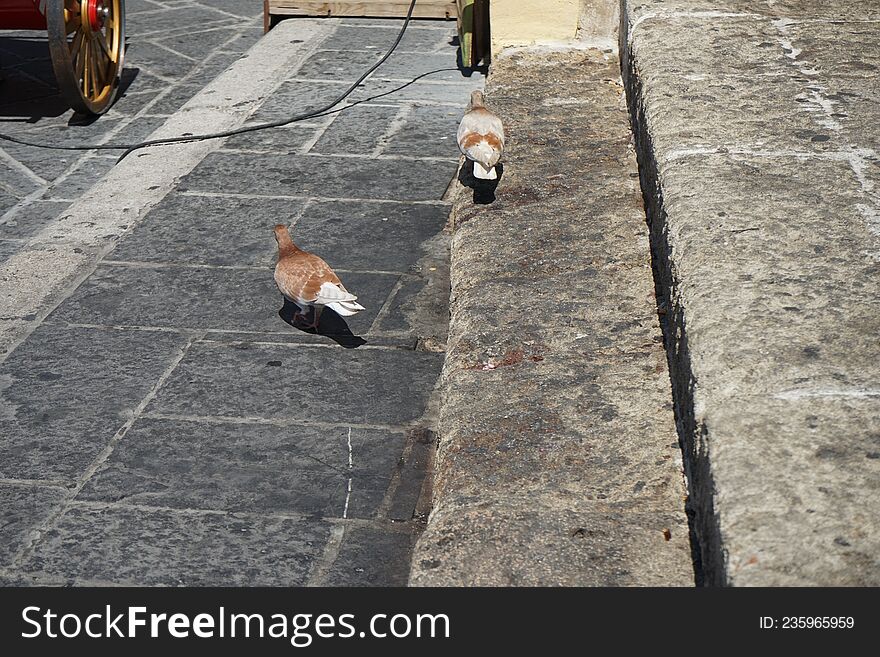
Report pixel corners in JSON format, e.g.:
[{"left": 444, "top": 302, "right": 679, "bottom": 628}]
[
  {"left": 273, "top": 224, "right": 365, "bottom": 329},
  {"left": 457, "top": 90, "right": 505, "bottom": 180}
]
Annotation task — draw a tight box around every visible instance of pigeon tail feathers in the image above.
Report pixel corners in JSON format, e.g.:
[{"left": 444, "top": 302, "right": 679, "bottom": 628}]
[
  {"left": 315, "top": 281, "right": 358, "bottom": 305},
  {"left": 327, "top": 300, "right": 366, "bottom": 316}
]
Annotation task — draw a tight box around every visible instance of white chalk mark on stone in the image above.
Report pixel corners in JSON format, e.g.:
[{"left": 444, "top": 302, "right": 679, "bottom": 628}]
[{"left": 342, "top": 427, "right": 354, "bottom": 519}]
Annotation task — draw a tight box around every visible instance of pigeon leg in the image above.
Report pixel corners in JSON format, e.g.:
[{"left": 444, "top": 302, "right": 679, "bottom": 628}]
[{"left": 310, "top": 305, "right": 324, "bottom": 329}]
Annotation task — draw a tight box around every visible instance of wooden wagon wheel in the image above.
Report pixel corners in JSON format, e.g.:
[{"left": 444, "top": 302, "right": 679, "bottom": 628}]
[{"left": 46, "top": 0, "right": 125, "bottom": 115}]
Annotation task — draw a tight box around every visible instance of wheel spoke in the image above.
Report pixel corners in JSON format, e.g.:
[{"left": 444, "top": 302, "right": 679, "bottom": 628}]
[
  {"left": 74, "top": 38, "right": 86, "bottom": 83},
  {"left": 96, "top": 31, "right": 112, "bottom": 60},
  {"left": 69, "top": 30, "right": 84, "bottom": 59},
  {"left": 81, "top": 39, "right": 91, "bottom": 96},
  {"left": 66, "top": 16, "right": 82, "bottom": 35},
  {"left": 89, "top": 38, "right": 103, "bottom": 94}
]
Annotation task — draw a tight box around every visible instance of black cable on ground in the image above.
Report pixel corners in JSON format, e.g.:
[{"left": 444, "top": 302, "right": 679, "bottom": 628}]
[{"left": 0, "top": 0, "right": 429, "bottom": 162}]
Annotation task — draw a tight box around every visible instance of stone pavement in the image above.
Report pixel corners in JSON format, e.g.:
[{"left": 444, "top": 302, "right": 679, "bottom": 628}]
[
  {"left": 0, "top": 14, "right": 480, "bottom": 585},
  {"left": 622, "top": 0, "right": 880, "bottom": 585},
  {"left": 410, "top": 46, "right": 695, "bottom": 585},
  {"left": 0, "top": 0, "right": 265, "bottom": 262}
]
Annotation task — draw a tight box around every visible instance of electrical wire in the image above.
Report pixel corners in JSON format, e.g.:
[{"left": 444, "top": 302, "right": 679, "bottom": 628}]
[{"left": 0, "top": 0, "right": 429, "bottom": 162}]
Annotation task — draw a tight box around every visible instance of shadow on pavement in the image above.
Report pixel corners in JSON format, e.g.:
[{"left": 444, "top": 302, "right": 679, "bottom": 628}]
[
  {"left": 0, "top": 36, "right": 138, "bottom": 123},
  {"left": 458, "top": 158, "right": 502, "bottom": 204},
  {"left": 279, "top": 298, "right": 367, "bottom": 349}
]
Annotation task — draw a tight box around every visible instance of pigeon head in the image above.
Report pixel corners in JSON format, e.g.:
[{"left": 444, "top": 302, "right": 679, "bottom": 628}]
[
  {"left": 469, "top": 90, "right": 485, "bottom": 110},
  {"left": 273, "top": 224, "right": 296, "bottom": 250}
]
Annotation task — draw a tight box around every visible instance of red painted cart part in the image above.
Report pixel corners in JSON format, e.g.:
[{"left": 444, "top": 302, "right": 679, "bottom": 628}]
[
  {"left": 86, "top": 0, "right": 98, "bottom": 29},
  {"left": 0, "top": 0, "right": 48, "bottom": 30}
]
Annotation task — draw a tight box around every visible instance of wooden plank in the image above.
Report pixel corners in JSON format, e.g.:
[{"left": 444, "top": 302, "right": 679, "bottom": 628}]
[
  {"left": 456, "top": 0, "right": 473, "bottom": 67},
  {"left": 471, "top": 0, "right": 489, "bottom": 65},
  {"left": 267, "top": 1, "right": 457, "bottom": 19},
  {"left": 455, "top": 0, "right": 489, "bottom": 67}
]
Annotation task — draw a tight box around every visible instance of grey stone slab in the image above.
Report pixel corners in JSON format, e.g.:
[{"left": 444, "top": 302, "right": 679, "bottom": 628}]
[
  {"left": 110, "top": 193, "right": 304, "bottom": 266},
  {"left": 127, "top": 6, "right": 238, "bottom": 38},
  {"left": 322, "top": 25, "right": 456, "bottom": 53},
  {"left": 153, "top": 26, "right": 237, "bottom": 61},
  {"left": 349, "top": 77, "right": 482, "bottom": 105},
  {"left": 628, "top": 0, "right": 880, "bottom": 21},
  {"left": 146, "top": 341, "right": 443, "bottom": 426},
  {"left": 12, "top": 118, "right": 124, "bottom": 148},
  {"left": 0, "top": 139, "right": 78, "bottom": 182},
  {"left": 192, "top": 0, "right": 264, "bottom": 19},
  {"left": 387, "top": 429, "right": 434, "bottom": 521},
  {"left": 1, "top": 57, "right": 58, "bottom": 91},
  {"left": 768, "top": 0, "right": 880, "bottom": 19},
  {"left": 707, "top": 397, "right": 880, "bottom": 586},
  {"left": 120, "top": 68, "right": 169, "bottom": 94},
  {"left": 630, "top": 16, "right": 790, "bottom": 78},
  {"left": 658, "top": 154, "right": 880, "bottom": 400},
  {"left": 103, "top": 89, "right": 161, "bottom": 119},
  {"left": 0, "top": 240, "right": 21, "bottom": 264},
  {"left": 820, "top": 76, "right": 880, "bottom": 148},
  {"left": 142, "top": 82, "right": 204, "bottom": 115},
  {"left": 44, "top": 157, "right": 118, "bottom": 200},
  {"left": 625, "top": 1, "right": 880, "bottom": 586},
  {"left": 293, "top": 199, "right": 449, "bottom": 272},
  {"left": 0, "top": 325, "right": 187, "bottom": 481},
  {"left": 221, "top": 27, "right": 271, "bottom": 55},
  {"left": 248, "top": 79, "right": 350, "bottom": 122},
  {"left": 380, "top": 51, "right": 474, "bottom": 83},
  {"left": 180, "top": 151, "right": 459, "bottom": 201},
  {"left": 79, "top": 417, "right": 405, "bottom": 519},
  {"left": 0, "top": 191, "right": 18, "bottom": 215},
  {"left": 0, "top": 35, "right": 50, "bottom": 63},
  {"left": 221, "top": 124, "right": 321, "bottom": 152},
  {"left": 338, "top": 18, "right": 453, "bottom": 29},
  {"left": 324, "top": 525, "right": 415, "bottom": 586},
  {"left": 0, "top": 160, "right": 40, "bottom": 200},
  {"left": 191, "top": 331, "right": 417, "bottom": 350},
  {"left": 413, "top": 505, "right": 694, "bottom": 586},
  {"left": 295, "top": 49, "right": 384, "bottom": 82},
  {"left": 789, "top": 21, "right": 880, "bottom": 78},
  {"left": 3, "top": 63, "right": 58, "bottom": 105},
  {"left": 312, "top": 105, "right": 402, "bottom": 155},
  {"left": 371, "top": 271, "right": 449, "bottom": 343},
  {"left": 18, "top": 505, "right": 331, "bottom": 585},
  {"left": 0, "top": 200, "right": 70, "bottom": 240},
  {"left": 641, "top": 72, "right": 847, "bottom": 155},
  {"left": 0, "top": 484, "right": 67, "bottom": 567},
  {"left": 125, "top": 39, "right": 199, "bottom": 81},
  {"left": 49, "top": 263, "right": 398, "bottom": 335},
  {"left": 383, "top": 104, "right": 463, "bottom": 158},
  {"left": 185, "top": 52, "right": 243, "bottom": 85},
  {"left": 112, "top": 114, "right": 171, "bottom": 143}
]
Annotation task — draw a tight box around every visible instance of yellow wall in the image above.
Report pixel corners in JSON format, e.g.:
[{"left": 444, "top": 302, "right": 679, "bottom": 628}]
[{"left": 490, "top": 0, "right": 581, "bottom": 54}]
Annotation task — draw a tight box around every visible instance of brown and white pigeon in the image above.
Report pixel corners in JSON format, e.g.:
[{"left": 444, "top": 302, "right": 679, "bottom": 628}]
[
  {"left": 457, "top": 90, "right": 505, "bottom": 180},
  {"left": 273, "top": 224, "right": 365, "bottom": 328}
]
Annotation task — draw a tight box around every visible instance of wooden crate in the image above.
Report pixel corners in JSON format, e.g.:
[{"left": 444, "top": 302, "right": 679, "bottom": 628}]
[{"left": 265, "top": 1, "right": 457, "bottom": 23}]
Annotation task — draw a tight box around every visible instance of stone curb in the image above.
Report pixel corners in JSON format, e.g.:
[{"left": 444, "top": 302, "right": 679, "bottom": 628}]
[{"left": 409, "top": 46, "right": 694, "bottom": 586}]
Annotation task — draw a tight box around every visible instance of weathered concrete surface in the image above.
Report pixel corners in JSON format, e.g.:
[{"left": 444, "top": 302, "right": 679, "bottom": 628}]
[
  {"left": 622, "top": 0, "right": 880, "bottom": 585},
  {"left": 410, "top": 49, "right": 694, "bottom": 586}
]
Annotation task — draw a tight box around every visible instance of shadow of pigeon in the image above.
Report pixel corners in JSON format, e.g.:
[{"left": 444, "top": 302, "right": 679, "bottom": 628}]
[
  {"left": 279, "top": 299, "right": 366, "bottom": 349},
  {"left": 458, "top": 159, "right": 503, "bottom": 205}
]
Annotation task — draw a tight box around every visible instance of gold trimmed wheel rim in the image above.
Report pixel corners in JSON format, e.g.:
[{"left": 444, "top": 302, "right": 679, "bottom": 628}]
[{"left": 47, "top": 0, "right": 125, "bottom": 115}]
